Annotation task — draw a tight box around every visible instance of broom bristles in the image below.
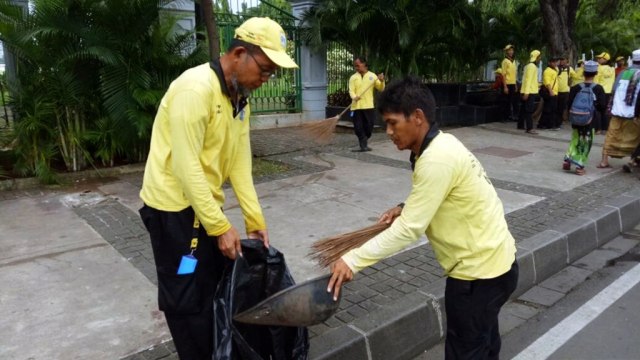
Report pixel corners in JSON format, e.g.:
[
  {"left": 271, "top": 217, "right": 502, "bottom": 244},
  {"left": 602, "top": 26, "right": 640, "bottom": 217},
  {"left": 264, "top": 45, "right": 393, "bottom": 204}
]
[
  {"left": 307, "top": 222, "right": 390, "bottom": 268},
  {"left": 299, "top": 116, "right": 340, "bottom": 144}
]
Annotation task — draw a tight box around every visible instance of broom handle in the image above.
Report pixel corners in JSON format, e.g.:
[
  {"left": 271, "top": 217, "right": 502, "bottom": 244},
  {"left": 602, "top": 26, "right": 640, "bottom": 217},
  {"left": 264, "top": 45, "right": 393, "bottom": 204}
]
[{"left": 336, "top": 79, "right": 379, "bottom": 118}]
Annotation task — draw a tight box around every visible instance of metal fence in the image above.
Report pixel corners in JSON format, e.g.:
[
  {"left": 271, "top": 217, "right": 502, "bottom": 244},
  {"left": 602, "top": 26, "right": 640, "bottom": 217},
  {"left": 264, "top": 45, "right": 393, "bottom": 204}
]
[
  {"left": 326, "top": 41, "right": 353, "bottom": 107},
  {"left": 214, "top": 0, "right": 301, "bottom": 114}
]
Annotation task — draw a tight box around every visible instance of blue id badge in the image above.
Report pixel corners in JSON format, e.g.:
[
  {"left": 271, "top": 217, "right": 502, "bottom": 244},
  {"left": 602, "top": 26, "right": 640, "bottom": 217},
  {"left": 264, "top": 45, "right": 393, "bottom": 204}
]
[{"left": 177, "top": 254, "right": 198, "bottom": 274}]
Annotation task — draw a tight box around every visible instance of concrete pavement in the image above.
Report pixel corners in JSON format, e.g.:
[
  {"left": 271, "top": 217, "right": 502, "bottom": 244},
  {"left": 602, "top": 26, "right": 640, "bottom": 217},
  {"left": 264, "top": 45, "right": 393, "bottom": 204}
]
[{"left": 1, "top": 121, "right": 640, "bottom": 359}]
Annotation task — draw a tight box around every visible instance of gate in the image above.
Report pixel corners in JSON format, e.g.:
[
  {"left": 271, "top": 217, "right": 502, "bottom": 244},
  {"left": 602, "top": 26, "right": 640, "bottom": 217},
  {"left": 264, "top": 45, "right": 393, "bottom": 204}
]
[{"left": 214, "top": 0, "right": 301, "bottom": 114}]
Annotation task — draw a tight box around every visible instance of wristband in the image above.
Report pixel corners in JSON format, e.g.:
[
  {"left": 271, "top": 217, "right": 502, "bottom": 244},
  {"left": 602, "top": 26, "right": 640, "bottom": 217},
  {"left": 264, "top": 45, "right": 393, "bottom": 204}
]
[{"left": 397, "top": 202, "right": 405, "bottom": 209}]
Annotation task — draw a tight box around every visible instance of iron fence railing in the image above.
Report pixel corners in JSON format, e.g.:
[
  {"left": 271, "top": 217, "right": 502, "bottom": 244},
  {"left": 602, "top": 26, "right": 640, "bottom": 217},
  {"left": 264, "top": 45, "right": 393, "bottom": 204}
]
[
  {"left": 214, "top": 1, "right": 301, "bottom": 114},
  {"left": 326, "top": 42, "right": 353, "bottom": 107}
]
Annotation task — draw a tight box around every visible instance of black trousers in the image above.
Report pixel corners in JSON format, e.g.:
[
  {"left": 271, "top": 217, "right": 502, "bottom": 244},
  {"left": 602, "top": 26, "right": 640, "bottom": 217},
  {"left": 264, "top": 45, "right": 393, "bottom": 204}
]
[
  {"left": 504, "top": 84, "right": 519, "bottom": 121},
  {"left": 352, "top": 109, "right": 375, "bottom": 149},
  {"left": 539, "top": 95, "right": 558, "bottom": 129},
  {"left": 139, "top": 205, "right": 229, "bottom": 360},
  {"left": 594, "top": 93, "right": 612, "bottom": 131},
  {"left": 558, "top": 92, "right": 569, "bottom": 125},
  {"left": 520, "top": 94, "right": 538, "bottom": 131},
  {"left": 444, "top": 261, "right": 519, "bottom": 360}
]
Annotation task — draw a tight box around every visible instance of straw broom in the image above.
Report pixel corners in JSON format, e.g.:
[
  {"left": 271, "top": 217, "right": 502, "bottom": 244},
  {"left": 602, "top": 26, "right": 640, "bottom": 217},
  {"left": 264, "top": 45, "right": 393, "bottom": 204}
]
[
  {"left": 299, "top": 81, "right": 377, "bottom": 144},
  {"left": 307, "top": 222, "right": 390, "bottom": 268}
]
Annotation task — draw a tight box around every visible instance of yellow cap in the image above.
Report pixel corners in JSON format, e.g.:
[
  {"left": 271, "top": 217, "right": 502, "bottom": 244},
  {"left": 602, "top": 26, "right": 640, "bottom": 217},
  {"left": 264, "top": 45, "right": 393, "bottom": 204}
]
[
  {"left": 596, "top": 52, "right": 610, "bottom": 61},
  {"left": 616, "top": 56, "right": 625, "bottom": 62},
  {"left": 234, "top": 17, "right": 298, "bottom": 69},
  {"left": 529, "top": 50, "right": 541, "bottom": 62},
  {"left": 504, "top": 44, "right": 514, "bottom": 51}
]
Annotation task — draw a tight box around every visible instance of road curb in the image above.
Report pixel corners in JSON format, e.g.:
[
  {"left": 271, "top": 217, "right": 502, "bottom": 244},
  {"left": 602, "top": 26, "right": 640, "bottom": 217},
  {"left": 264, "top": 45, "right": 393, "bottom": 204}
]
[{"left": 308, "top": 191, "right": 640, "bottom": 360}]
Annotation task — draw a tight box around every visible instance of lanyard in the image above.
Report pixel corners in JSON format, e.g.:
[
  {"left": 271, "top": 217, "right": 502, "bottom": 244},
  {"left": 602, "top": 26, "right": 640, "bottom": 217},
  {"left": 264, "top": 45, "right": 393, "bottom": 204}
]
[{"left": 190, "top": 217, "right": 199, "bottom": 255}]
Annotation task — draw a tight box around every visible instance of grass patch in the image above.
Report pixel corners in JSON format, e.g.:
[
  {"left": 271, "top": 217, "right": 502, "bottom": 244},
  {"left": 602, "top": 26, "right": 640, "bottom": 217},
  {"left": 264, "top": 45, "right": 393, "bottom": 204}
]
[{"left": 252, "top": 158, "right": 289, "bottom": 178}]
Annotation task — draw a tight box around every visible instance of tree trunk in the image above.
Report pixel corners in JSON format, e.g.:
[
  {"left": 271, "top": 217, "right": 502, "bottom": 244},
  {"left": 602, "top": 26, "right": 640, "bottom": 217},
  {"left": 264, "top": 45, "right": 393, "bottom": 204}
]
[
  {"left": 200, "top": 0, "right": 220, "bottom": 60},
  {"left": 539, "top": 0, "right": 579, "bottom": 62}
]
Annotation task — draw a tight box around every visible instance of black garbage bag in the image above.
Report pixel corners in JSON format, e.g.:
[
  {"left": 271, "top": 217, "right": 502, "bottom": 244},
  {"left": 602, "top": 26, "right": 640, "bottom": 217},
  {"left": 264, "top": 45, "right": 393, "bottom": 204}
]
[{"left": 213, "top": 239, "right": 309, "bottom": 360}]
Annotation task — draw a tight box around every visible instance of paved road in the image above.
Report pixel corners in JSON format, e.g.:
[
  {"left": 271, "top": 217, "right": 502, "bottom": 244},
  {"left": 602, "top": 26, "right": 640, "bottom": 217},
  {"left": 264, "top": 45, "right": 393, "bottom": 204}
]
[
  {"left": 1, "top": 121, "right": 639, "bottom": 359},
  {"left": 415, "top": 228, "right": 640, "bottom": 360},
  {"left": 505, "top": 241, "right": 640, "bottom": 360}
]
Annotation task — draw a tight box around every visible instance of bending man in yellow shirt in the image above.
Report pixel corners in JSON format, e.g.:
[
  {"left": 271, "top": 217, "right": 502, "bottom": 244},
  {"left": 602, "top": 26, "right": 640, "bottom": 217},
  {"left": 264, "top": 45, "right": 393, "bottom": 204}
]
[
  {"left": 329, "top": 76, "right": 518, "bottom": 359},
  {"left": 139, "top": 17, "right": 298, "bottom": 360}
]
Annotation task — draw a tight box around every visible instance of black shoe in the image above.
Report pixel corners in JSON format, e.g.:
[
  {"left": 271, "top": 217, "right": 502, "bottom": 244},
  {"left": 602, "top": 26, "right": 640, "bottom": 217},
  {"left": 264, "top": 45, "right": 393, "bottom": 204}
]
[
  {"left": 365, "top": 147, "right": 372, "bottom": 151},
  {"left": 623, "top": 164, "right": 632, "bottom": 173},
  {"left": 352, "top": 148, "right": 367, "bottom": 152}
]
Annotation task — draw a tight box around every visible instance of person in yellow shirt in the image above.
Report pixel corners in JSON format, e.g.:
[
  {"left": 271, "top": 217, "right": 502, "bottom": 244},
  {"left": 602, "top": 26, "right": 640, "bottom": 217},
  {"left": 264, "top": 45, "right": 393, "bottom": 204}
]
[
  {"left": 557, "top": 56, "right": 575, "bottom": 126},
  {"left": 519, "top": 49, "right": 542, "bottom": 134},
  {"left": 594, "top": 52, "right": 615, "bottom": 133},
  {"left": 540, "top": 56, "right": 560, "bottom": 129},
  {"left": 328, "top": 77, "right": 518, "bottom": 360},
  {"left": 571, "top": 59, "right": 585, "bottom": 86},
  {"left": 138, "top": 17, "right": 298, "bottom": 360},
  {"left": 349, "top": 57, "right": 385, "bottom": 151},
  {"left": 501, "top": 44, "right": 519, "bottom": 121}
]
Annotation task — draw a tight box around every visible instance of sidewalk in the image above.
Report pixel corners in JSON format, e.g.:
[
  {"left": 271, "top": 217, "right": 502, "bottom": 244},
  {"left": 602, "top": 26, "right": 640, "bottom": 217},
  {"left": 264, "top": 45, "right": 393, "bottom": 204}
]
[{"left": 1, "top": 122, "right": 640, "bottom": 359}]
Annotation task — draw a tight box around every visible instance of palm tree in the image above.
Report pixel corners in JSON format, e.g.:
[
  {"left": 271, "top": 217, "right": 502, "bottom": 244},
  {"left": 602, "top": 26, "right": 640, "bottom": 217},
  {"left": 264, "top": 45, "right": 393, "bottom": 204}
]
[{"left": 0, "top": 0, "right": 208, "bottom": 180}]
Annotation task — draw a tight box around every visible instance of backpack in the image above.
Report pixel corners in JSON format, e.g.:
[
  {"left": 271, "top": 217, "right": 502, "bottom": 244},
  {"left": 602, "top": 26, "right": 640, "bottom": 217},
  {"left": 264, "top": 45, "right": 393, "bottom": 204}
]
[{"left": 569, "top": 83, "right": 596, "bottom": 126}]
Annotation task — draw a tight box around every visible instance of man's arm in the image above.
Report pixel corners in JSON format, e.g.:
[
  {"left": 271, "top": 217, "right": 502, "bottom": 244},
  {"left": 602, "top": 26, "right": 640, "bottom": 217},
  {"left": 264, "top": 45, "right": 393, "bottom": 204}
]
[
  {"left": 329, "top": 160, "right": 454, "bottom": 299},
  {"left": 341, "top": 160, "right": 453, "bottom": 272},
  {"left": 501, "top": 58, "right": 509, "bottom": 93},
  {"left": 374, "top": 72, "right": 385, "bottom": 91},
  {"left": 228, "top": 116, "right": 267, "bottom": 237},
  {"left": 348, "top": 75, "right": 358, "bottom": 101},
  {"left": 169, "top": 90, "right": 231, "bottom": 236}
]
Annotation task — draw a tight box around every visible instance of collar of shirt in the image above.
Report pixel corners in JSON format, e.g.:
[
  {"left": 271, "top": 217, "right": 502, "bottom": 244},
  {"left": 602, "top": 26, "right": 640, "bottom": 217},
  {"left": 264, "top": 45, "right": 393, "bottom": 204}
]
[
  {"left": 410, "top": 122, "right": 440, "bottom": 170},
  {"left": 209, "top": 59, "right": 248, "bottom": 118}
]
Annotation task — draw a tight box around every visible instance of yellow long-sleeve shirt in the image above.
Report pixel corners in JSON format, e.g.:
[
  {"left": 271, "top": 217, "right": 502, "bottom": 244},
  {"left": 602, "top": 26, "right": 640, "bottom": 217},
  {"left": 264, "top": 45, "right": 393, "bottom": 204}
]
[
  {"left": 543, "top": 67, "right": 559, "bottom": 95},
  {"left": 558, "top": 67, "right": 574, "bottom": 93},
  {"left": 349, "top": 71, "right": 385, "bottom": 110},
  {"left": 571, "top": 66, "right": 584, "bottom": 86},
  {"left": 501, "top": 57, "right": 517, "bottom": 85},
  {"left": 520, "top": 63, "right": 539, "bottom": 95},
  {"left": 595, "top": 64, "right": 615, "bottom": 93},
  {"left": 342, "top": 132, "right": 516, "bottom": 280},
  {"left": 140, "top": 62, "right": 266, "bottom": 236}
]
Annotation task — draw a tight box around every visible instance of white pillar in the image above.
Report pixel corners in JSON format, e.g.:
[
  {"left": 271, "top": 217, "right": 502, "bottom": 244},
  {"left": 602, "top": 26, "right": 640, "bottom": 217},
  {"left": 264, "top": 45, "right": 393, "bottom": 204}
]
[{"left": 291, "top": 0, "right": 327, "bottom": 121}]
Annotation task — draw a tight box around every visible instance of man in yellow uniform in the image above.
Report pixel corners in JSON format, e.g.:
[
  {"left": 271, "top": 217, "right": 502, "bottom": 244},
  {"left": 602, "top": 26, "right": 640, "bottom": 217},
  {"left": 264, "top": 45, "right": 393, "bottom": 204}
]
[
  {"left": 519, "top": 50, "right": 541, "bottom": 134},
  {"left": 571, "top": 59, "right": 585, "bottom": 86},
  {"left": 557, "top": 56, "right": 575, "bottom": 126},
  {"left": 138, "top": 17, "right": 297, "bottom": 360},
  {"left": 328, "top": 77, "right": 518, "bottom": 359},
  {"left": 349, "top": 57, "right": 385, "bottom": 151},
  {"left": 595, "top": 52, "right": 615, "bottom": 133},
  {"left": 502, "top": 44, "right": 519, "bottom": 121},
  {"left": 540, "top": 56, "right": 560, "bottom": 129}
]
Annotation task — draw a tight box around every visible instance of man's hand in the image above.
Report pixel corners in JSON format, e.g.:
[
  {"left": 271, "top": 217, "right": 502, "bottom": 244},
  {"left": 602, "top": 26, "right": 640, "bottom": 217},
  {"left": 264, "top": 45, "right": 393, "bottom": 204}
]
[
  {"left": 522, "top": 93, "right": 529, "bottom": 101},
  {"left": 353, "top": 96, "right": 361, "bottom": 102},
  {"left": 378, "top": 73, "right": 385, "bottom": 81},
  {"left": 218, "top": 226, "right": 242, "bottom": 260},
  {"left": 328, "top": 259, "right": 353, "bottom": 301},
  {"left": 248, "top": 229, "right": 270, "bottom": 248},
  {"left": 378, "top": 205, "right": 402, "bottom": 225},
  {"left": 503, "top": 86, "right": 509, "bottom": 95}
]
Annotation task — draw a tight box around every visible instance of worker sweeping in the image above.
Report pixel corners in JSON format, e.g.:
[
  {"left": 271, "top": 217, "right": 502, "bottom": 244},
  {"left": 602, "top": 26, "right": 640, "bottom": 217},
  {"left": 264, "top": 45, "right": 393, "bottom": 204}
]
[
  {"left": 328, "top": 76, "right": 518, "bottom": 359},
  {"left": 349, "top": 56, "right": 385, "bottom": 151}
]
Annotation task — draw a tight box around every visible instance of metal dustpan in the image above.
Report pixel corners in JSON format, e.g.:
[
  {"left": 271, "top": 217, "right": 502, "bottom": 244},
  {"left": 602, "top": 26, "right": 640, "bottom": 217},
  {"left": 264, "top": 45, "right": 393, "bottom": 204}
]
[{"left": 233, "top": 274, "right": 340, "bottom": 327}]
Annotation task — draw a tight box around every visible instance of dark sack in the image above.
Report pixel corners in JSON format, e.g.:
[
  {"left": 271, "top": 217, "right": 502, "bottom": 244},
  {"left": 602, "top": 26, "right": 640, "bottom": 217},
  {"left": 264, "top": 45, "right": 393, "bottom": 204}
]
[
  {"left": 569, "top": 83, "right": 596, "bottom": 126},
  {"left": 539, "top": 85, "right": 550, "bottom": 100},
  {"left": 213, "top": 240, "right": 309, "bottom": 360}
]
